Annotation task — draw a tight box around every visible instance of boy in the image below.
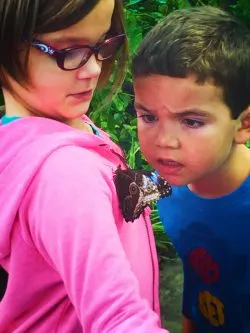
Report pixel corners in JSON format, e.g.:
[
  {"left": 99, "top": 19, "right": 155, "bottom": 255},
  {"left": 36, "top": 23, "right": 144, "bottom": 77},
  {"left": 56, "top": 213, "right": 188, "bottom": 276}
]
[{"left": 132, "top": 6, "right": 250, "bottom": 333}]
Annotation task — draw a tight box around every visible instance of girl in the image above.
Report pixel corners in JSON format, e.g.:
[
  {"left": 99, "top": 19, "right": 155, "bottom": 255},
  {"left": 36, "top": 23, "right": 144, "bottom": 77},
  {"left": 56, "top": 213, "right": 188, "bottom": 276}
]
[{"left": 0, "top": 0, "right": 169, "bottom": 332}]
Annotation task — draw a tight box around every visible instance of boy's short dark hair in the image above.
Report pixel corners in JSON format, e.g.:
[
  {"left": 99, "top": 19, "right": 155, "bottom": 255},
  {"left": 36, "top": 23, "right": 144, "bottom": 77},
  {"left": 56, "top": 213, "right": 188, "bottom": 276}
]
[
  {"left": 132, "top": 6, "right": 250, "bottom": 119},
  {"left": 0, "top": 0, "right": 128, "bottom": 93}
]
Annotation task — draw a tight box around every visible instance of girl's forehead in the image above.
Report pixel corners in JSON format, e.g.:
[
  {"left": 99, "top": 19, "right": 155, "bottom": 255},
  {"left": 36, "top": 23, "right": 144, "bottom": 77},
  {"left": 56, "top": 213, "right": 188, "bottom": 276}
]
[{"left": 40, "top": 0, "right": 114, "bottom": 45}]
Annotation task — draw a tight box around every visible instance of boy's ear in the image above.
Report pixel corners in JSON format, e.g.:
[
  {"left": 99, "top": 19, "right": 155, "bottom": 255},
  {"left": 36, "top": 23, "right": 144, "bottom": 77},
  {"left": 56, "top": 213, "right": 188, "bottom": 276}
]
[{"left": 234, "top": 106, "right": 250, "bottom": 144}]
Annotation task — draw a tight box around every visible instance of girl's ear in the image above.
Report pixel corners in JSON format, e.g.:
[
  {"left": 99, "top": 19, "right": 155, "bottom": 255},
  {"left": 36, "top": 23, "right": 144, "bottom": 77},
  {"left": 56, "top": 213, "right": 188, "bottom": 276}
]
[{"left": 234, "top": 107, "right": 250, "bottom": 144}]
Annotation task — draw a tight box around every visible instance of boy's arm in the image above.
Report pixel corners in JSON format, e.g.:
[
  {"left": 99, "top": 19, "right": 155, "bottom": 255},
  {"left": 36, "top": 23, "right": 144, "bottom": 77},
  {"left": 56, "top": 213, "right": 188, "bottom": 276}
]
[{"left": 182, "top": 316, "right": 198, "bottom": 333}]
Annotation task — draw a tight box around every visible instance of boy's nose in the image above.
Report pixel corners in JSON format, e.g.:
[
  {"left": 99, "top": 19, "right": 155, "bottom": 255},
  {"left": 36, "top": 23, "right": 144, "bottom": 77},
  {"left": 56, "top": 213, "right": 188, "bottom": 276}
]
[
  {"left": 77, "top": 54, "right": 102, "bottom": 80},
  {"left": 155, "top": 130, "right": 180, "bottom": 149}
]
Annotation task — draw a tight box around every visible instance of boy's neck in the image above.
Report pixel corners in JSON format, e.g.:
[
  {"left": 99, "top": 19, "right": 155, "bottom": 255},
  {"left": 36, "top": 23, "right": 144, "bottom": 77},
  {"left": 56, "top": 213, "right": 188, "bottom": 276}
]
[{"left": 188, "top": 144, "right": 250, "bottom": 198}]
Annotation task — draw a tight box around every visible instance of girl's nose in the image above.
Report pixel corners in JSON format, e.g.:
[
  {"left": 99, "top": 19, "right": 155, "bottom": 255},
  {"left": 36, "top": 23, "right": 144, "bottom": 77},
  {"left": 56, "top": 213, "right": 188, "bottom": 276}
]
[{"left": 77, "top": 54, "right": 102, "bottom": 80}]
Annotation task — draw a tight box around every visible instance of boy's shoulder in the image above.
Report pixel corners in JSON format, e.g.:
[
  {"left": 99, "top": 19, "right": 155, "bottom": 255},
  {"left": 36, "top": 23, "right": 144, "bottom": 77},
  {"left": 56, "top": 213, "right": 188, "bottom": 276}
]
[{"left": 158, "top": 177, "right": 250, "bottom": 239}]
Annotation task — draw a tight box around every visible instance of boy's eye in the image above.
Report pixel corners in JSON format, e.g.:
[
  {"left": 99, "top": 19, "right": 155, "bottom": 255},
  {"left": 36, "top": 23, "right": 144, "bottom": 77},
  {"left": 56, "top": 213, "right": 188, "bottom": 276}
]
[
  {"left": 138, "top": 114, "right": 157, "bottom": 124},
  {"left": 182, "top": 118, "right": 204, "bottom": 128}
]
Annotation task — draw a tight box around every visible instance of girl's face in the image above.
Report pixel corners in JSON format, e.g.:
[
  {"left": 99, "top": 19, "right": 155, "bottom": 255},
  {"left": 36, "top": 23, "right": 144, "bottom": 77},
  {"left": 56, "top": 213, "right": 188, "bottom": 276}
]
[{"left": 4, "top": 0, "right": 115, "bottom": 123}]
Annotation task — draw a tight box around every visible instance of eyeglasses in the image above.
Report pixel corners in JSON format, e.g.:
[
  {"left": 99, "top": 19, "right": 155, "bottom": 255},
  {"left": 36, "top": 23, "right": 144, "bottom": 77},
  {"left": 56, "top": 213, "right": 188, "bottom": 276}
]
[{"left": 31, "top": 34, "right": 125, "bottom": 71}]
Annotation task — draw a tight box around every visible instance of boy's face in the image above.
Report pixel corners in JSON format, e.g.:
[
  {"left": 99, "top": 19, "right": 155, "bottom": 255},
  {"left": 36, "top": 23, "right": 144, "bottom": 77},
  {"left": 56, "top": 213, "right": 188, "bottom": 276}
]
[{"left": 134, "top": 74, "right": 240, "bottom": 186}]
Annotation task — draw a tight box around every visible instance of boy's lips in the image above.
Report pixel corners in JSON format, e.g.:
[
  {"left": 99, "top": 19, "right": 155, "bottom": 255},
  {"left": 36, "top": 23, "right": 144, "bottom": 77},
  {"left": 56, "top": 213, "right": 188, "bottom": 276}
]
[
  {"left": 157, "top": 158, "right": 182, "bottom": 166},
  {"left": 156, "top": 158, "right": 183, "bottom": 174}
]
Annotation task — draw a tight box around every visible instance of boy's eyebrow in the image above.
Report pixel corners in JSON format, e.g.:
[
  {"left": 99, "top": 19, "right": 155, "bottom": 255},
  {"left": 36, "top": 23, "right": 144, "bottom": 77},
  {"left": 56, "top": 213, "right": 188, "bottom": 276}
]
[
  {"left": 134, "top": 103, "right": 154, "bottom": 113},
  {"left": 134, "top": 103, "right": 211, "bottom": 117},
  {"left": 175, "top": 109, "right": 211, "bottom": 117}
]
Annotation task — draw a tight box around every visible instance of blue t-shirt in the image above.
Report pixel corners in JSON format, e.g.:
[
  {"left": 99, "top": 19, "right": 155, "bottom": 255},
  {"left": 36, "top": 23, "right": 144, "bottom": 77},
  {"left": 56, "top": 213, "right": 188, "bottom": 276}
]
[{"left": 158, "top": 177, "right": 250, "bottom": 333}]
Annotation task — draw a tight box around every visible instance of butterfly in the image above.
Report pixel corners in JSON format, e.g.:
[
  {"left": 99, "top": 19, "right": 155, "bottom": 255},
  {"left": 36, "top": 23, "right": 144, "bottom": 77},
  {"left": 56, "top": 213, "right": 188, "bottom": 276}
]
[{"left": 114, "top": 166, "right": 172, "bottom": 222}]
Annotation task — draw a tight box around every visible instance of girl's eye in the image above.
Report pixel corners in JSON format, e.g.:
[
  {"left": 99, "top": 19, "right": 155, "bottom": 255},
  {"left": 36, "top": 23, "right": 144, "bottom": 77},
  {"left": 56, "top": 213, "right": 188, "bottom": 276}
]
[
  {"left": 182, "top": 118, "right": 204, "bottom": 128},
  {"left": 138, "top": 114, "right": 157, "bottom": 124}
]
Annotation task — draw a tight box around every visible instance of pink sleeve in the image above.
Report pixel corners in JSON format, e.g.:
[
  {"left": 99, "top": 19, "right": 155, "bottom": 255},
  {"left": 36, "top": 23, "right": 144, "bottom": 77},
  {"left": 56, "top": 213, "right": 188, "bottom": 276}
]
[{"left": 26, "top": 146, "right": 168, "bottom": 333}]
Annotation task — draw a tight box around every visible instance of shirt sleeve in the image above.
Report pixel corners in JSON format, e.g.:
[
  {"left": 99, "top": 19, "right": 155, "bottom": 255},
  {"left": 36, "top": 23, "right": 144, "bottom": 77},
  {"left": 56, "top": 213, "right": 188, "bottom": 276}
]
[{"left": 25, "top": 145, "right": 168, "bottom": 333}]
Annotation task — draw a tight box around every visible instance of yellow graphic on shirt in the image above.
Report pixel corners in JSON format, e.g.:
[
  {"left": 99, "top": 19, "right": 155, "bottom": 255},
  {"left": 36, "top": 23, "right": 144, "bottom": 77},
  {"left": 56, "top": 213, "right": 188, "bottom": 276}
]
[{"left": 199, "top": 291, "right": 224, "bottom": 327}]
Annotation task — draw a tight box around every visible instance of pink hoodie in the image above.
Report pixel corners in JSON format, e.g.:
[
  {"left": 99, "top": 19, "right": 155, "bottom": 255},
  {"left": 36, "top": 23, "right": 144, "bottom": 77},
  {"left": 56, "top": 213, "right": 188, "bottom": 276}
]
[{"left": 0, "top": 116, "right": 169, "bottom": 332}]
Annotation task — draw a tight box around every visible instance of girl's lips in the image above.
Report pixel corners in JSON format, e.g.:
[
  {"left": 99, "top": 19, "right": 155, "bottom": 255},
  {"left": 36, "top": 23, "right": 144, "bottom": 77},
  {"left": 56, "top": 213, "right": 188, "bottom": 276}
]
[{"left": 69, "top": 90, "right": 93, "bottom": 102}]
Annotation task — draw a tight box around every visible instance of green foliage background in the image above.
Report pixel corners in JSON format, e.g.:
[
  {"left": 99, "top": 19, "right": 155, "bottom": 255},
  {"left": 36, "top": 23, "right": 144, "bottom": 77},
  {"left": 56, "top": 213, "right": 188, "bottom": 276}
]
[{"left": 90, "top": 0, "right": 250, "bottom": 260}]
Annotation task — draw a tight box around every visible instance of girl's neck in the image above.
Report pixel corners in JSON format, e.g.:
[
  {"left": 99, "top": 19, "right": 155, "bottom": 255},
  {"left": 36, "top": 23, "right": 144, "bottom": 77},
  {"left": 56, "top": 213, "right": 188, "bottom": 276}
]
[
  {"left": 3, "top": 89, "right": 93, "bottom": 133},
  {"left": 4, "top": 89, "right": 31, "bottom": 118}
]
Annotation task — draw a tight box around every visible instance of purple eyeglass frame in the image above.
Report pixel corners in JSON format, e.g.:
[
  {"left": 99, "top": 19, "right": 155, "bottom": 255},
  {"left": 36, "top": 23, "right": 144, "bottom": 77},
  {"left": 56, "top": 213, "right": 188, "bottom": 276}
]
[{"left": 31, "top": 34, "right": 125, "bottom": 71}]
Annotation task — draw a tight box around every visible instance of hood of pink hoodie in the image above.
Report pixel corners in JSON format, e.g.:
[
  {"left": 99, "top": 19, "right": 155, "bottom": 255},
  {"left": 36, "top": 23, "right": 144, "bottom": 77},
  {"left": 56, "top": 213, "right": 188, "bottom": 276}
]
[{"left": 0, "top": 116, "right": 119, "bottom": 260}]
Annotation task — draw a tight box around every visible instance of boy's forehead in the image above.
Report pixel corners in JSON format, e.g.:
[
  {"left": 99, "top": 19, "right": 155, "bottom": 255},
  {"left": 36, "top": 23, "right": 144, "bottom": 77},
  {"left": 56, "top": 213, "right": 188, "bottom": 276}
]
[{"left": 134, "top": 74, "right": 225, "bottom": 111}]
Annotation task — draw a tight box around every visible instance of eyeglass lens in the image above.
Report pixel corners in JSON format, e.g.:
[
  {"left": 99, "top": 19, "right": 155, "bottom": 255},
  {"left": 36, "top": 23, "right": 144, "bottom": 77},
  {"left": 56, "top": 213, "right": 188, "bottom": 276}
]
[{"left": 63, "top": 36, "right": 123, "bottom": 70}]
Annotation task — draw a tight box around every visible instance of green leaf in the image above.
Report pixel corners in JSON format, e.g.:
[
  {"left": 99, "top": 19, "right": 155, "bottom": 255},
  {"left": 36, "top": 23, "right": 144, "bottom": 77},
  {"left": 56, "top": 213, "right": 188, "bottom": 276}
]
[{"left": 126, "top": 0, "right": 144, "bottom": 7}]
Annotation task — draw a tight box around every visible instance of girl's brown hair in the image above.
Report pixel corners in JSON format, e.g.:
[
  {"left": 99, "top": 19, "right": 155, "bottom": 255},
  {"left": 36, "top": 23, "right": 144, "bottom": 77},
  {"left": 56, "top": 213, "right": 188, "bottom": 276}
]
[{"left": 0, "top": 0, "right": 128, "bottom": 94}]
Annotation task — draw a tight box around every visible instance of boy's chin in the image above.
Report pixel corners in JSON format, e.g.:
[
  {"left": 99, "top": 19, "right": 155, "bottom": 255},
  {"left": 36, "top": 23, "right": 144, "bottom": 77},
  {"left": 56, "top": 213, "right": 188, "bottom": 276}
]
[{"left": 157, "top": 173, "right": 192, "bottom": 187}]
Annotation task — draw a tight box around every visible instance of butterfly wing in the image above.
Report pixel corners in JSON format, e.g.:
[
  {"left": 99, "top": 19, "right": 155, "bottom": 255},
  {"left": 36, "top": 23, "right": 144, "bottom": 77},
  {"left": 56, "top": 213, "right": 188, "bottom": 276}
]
[
  {"left": 156, "top": 175, "right": 172, "bottom": 198},
  {"left": 114, "top": 167, "right": 172, "bottom": 222},
  {"left": 114, "top": 166, "right": 144, "bottom": 222}
]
